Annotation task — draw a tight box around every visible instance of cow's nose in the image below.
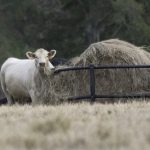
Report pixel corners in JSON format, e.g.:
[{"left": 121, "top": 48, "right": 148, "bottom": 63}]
[{"left": 39, "top": 62, "right": 45, "bottom": 67}]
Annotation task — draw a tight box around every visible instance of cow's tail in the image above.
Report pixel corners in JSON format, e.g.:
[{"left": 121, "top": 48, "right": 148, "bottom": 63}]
[{"left": 0, "top": 69, "right": 7, "bottom": 105}]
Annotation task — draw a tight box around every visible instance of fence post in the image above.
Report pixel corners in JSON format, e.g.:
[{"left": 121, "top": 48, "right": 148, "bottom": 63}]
[{"left": 89, "top": 64, "right": 96, "bottom": 102}]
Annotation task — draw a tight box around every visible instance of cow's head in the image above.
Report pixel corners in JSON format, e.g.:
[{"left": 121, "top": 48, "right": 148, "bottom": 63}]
[{"left": 26, "top": 48, "right": 56, "bottom": 74}]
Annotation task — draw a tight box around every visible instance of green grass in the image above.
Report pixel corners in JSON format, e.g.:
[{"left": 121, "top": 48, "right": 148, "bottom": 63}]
[{"left": 0, "top": 101, "right": 150, "bottom": 150}]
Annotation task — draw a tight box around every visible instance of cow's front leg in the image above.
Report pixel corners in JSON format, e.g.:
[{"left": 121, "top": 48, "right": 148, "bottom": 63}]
[
  {"left": 29, "top": 90, "right": 42, "bottom": 105},
  {"left": 29, "top": 90, "right": 37, "bottom": 105}
]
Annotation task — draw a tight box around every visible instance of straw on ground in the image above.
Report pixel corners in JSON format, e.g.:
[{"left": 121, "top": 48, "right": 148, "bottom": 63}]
[{"left": 0, "top": 101, "right": 150, "bottom": 150}]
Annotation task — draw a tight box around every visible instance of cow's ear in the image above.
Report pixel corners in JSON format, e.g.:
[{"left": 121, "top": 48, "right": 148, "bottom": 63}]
[
  {"left": 48, "top": 50, "right": 56, "bottom": 59},
  {"left": 26, "top": 51, "right": 36, "bottom": 59}
]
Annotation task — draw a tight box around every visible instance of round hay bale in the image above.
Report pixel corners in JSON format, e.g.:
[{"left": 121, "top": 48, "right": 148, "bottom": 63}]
[{"left": 48, "top": 39, "right": 150, "bottom": 104}]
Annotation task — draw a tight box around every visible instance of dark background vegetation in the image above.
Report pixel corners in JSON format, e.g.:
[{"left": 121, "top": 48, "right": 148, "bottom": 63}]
[{"left": 0, "top": 0, "right": 150, "bottom": 64}]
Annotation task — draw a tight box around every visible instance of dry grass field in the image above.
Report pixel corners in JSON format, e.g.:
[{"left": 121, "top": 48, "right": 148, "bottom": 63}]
[{"left": 0, "top": 101, "right": 150, "bottom": 150}]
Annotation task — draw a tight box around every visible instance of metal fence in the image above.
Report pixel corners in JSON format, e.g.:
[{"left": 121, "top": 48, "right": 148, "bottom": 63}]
[{"left": 54, "top": 64, "right": 150, "bottom": 102}]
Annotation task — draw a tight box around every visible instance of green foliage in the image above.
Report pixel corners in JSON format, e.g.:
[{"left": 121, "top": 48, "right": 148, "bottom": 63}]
[
  {"left": 0, "top": 0, "right": 150, "bottom": 64},
  {"left": 111, "top": 0, "right": 150, "bottom": 44}
]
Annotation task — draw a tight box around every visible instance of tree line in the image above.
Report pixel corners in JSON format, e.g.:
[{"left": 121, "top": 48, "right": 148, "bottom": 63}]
[{"left": 0, "top": 0, "right": 150, "bottom": 64}]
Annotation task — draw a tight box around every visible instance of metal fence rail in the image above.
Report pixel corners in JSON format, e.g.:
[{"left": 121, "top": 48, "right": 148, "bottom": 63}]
[{"left": 54, "top": 64, "right": 150, "bottom": 102}]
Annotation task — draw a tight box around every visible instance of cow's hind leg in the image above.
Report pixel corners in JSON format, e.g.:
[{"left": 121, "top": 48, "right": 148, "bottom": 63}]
[
  {"left": 1, "top": 75, "right": 14, "bottom": 105},
  {"left": 1, "top": 85, "right": 14, "bottom": 105},
  {"left": 1, "top": 89, "right": 14, "bottom": 105},
  {"left": 6, "top": 95, "right": 14, "bottom": 105}
]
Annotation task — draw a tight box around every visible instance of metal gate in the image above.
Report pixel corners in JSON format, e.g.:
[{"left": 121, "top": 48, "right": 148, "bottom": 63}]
[{"left": 54, "top": 64, "right": 150, "bottom": 102}]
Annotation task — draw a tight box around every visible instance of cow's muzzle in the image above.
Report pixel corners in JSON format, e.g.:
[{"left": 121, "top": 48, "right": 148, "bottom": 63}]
[{"left": 39, "top": 62, "right": 46, "bottom": 67}]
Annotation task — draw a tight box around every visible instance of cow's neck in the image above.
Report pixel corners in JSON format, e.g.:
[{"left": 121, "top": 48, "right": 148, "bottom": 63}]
[{"left": 35, "top": 68, "right": 47, "bottom": 80}]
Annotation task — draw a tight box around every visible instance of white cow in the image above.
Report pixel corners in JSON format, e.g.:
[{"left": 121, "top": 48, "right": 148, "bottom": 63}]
[{"left": 0, "top": 48, "right": 56, "bottom": 105}]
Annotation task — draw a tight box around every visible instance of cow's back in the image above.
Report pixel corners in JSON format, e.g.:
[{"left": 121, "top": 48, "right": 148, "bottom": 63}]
[{"left": 1, "top": 58, "right": 35, "bottom": 98}]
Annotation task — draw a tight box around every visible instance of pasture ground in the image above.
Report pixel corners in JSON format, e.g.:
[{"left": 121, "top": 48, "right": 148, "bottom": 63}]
[{"left": 0, "top": 101, "right": 150, "bottom": 150}]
